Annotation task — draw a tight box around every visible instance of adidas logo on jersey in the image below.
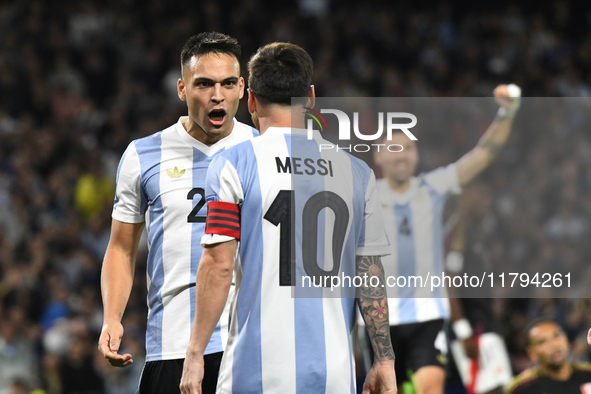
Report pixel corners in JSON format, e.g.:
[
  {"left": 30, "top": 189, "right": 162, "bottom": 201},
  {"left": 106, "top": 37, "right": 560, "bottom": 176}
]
[{"left": 167, "top": 166, "right": 185, "bottom": 179}]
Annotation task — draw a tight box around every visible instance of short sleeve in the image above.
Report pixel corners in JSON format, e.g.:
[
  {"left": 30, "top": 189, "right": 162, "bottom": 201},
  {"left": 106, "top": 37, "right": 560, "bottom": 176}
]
[
  {"left": 423, "top": 163, "right": 462, "bottom": 196},
  {"left": 112, "top": 142, "right": 145, "bottom": 223},
  {"left": 201, "top": 154, "right": 245, "bottom": 246},
  {"left": 356, "top": 171, "right": 391, "bottom": 256}
]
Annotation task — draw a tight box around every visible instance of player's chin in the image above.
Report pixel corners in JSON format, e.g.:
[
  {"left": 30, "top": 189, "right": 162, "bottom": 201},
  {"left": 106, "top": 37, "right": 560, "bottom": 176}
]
[
  {"left": 206, "top": 116, "right": 232, "bottom": 132},
  {"left": 392, "top": 172, "right": 411, "bottom": 183}
]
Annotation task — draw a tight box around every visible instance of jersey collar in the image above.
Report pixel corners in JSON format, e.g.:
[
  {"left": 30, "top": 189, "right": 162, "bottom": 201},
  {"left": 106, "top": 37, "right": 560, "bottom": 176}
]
[
  {"left": 263, "top": 127, "right": 321, "bottom": 138},
  {"left": 378, "top": 176, "right": 420, "bottom": 205},
  {"left": 174, "top": 116, "right": 240, "bottom": 155}
]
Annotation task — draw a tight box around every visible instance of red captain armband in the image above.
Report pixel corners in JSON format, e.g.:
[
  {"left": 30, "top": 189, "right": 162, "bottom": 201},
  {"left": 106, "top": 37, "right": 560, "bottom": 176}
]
[{"left": 204, "top": 201, "right": 241, "bottom": 240}]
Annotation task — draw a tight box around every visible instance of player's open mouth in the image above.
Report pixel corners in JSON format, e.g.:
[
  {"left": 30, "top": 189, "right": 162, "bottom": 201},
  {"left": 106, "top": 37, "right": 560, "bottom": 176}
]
[
  {"left": 395, "top": 162, "right": 408, "bottom": 171},
  {"left": 208, "top": 109, "right": 227, "bottom": 127}
]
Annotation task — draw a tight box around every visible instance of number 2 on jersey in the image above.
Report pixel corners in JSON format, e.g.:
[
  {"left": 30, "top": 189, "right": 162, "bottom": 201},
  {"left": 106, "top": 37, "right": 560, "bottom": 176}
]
[
  {"left": 264, "top": 190, "right": 349, "bottom": 286},
  {"left": 187, "top": 187, "right": 206, "bottom": 223}
]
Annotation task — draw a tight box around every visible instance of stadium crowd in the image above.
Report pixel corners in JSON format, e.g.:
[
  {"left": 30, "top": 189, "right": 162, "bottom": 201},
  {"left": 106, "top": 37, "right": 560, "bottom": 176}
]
[{"left": 1, "top": 0, "right": 591, "bottom": 392}]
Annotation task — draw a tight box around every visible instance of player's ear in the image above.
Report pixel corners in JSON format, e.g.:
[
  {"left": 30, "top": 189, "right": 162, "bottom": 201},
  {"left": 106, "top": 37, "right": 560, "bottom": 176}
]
[
  {"left": 306, "top": 85, "right": 315, "bottom": 109},
  {"left": 239, "top": 77, "right": 245, "bottom": 99},
  {"left": 526, "top": 347, "right": 537, "bottom": 363},
  {"left": 178, "top": 78, "right": 186, "bottom": 101},
  {"left": 247, "top": 89, "right": 256, "bottom": 114}
]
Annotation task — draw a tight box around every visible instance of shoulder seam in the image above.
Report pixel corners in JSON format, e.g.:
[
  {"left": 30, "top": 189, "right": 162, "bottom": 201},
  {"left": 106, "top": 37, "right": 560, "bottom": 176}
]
[
  {"left": 506, "top": 368, "right": 541, "bottom": 393},
  {"left": 573, "top": 362, "right": 591, "bottom": 371}
]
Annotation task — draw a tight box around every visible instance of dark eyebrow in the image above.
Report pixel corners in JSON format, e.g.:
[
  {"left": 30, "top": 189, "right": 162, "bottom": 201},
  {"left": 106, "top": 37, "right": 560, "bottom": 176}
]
[{"left": 193, "top": 77, "right": 239, "bottom": 84}]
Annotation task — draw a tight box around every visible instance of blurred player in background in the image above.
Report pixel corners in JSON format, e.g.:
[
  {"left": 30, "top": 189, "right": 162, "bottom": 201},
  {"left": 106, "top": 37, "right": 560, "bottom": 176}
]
[
  {"left": 180, "top": 42, "right": 396, "bottom": 394},
  {"left": 98, "top": 32, "right": 257, "bottom": 394},
  {"left": 446, "top": 183, "right": 512, "bottom": 394},
  {"left": 373, "top": 84, "right": 521, "bottom": 394},
  {"left": 507, "top": 320, "right": 591, "bottom": 394}
]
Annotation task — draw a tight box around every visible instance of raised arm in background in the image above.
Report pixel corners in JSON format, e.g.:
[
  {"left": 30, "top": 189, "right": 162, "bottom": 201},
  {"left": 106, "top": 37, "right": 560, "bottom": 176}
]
[{"left": 456, "top": 84, "right": 521, "bottom": 187}]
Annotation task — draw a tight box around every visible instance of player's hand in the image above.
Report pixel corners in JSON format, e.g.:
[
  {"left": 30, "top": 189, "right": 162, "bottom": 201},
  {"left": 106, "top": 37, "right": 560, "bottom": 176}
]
[
  {"left": 362, "top": 360, "right": 397, "bottom": 394},
  {"left": 462, "top": 336, "right": 478, "bottom": 360},
  {"left": 98, "top": 322, "right": 133, "bottom": 367},
  {"left": 180, "top": 353, "right": 205, "bottom": 394},
  {"left": 587, "top": 327, "right": 591, "bottom": 347},
  {"left": 494, "top": 84, "right": 521, "bottom": 117}
]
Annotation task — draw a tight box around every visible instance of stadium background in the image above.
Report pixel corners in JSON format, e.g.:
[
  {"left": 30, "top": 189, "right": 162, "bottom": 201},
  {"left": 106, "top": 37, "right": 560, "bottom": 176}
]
[{"left": 1, "top": 0, "right": 591, "bottom": 392}]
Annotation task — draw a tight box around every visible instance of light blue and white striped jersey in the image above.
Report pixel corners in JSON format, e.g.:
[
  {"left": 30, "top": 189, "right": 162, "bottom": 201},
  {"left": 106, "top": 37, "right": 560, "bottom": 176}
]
[
  {"left": 201, "top": 127, "right": 390, "bottom": 394},
  {"left": 112, "top": 117, "right": 258, "bottom": 361},
  {"left": 378, "top": 165, "right": 461, "bottom": 326}
]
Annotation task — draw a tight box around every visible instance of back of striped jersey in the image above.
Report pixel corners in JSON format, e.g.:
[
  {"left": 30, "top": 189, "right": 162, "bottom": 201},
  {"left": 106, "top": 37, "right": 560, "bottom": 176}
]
[{"left": 202, "top": 127, "right": 389, "bottom": 394}]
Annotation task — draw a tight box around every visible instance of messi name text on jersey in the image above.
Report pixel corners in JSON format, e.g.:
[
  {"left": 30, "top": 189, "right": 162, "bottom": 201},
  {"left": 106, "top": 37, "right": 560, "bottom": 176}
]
[{"left": 275, "top": 156, "right": 334, "bottom": 176}]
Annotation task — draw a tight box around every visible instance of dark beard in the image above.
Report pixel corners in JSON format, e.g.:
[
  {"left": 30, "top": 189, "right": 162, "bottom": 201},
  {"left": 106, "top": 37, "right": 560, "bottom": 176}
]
[
  {"left": 251, "top": 112, "right": 260, "bottom": 132},
  {"left": 546, "top": 360, "right": 566, "bottom": 371}
]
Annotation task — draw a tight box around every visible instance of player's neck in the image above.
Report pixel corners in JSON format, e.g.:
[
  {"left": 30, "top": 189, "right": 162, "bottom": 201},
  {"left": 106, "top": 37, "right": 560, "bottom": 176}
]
[
  {"left": 543, "top": 362, "right": 572, "bottom": 381},
  {"left": 183, "top": 117, "right": 233, "bottom": 146},
  {"left": 387, "top": 177, "right": 411, "bottom": 194},
  {"left": 257, "top": 105, "right": 304, "bottom": 135}
]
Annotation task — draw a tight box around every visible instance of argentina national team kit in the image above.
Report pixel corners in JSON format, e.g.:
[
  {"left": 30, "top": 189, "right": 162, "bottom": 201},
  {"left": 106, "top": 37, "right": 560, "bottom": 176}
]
[
  {"left": 112, "top": 117, "right": 257, "bottom": 363},
  {"left": 377, "top": 164, "right": 461, "bottom": 325},
  {"left": 201, "top": 127, "right": 390, "bottom": 393}
]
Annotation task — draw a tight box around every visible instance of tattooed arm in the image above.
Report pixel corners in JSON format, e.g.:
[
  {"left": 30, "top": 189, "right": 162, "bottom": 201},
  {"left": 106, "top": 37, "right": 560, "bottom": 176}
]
[
  {"left": 357, "top": 255, "right": 397, "bottom": 394},
  {"left": 456, "top": 84, "right": 520, "bottom": 188}
]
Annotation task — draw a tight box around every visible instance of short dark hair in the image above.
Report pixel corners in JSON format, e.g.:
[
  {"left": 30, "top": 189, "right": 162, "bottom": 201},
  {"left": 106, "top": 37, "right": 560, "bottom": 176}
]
[
  {"left": 524, "top": 318, "right": 563, "bottom": 346},
  {"left": 180, "top": 32, "right": 241, "bottom": 70},
  {"left": 248, "top": 42, "right": 313, "bottom": 106}
]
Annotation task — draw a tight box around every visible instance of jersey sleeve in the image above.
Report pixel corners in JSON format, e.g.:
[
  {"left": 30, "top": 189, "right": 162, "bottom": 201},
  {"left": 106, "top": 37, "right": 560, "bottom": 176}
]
[
  {"left": 201, "top": 154, "right": 245, "bottom": 246},
  {"left": 422, "top": 163, "right": 462, "bottom": 196},
  {"left": 112, "top": 142, "right": 145, "bottom": 223},
  {"left": 356, "top": 170, "right": 391, "bottom": 256}
]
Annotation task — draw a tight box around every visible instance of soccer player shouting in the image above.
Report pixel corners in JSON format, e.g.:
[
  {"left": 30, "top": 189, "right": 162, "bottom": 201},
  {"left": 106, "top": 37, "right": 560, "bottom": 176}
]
[{"left": 98, "top": 32, "right": 257, "bottom": 394}]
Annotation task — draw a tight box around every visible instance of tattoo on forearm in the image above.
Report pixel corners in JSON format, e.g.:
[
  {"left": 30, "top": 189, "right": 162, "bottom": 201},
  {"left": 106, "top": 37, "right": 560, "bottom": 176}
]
[
  {"left": 478, "top": 139, "right": 503, "bottom": 156},
  {"left": 356, "top": 255, "right": 395, "bottom": 362}
]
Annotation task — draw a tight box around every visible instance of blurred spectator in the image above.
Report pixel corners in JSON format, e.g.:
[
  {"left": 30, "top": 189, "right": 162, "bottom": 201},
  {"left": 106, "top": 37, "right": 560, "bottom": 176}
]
[
  {"left": 73, "top": 150, "right": 115, "bottom": 224},
  {"left": 59, "top": 331, "right": 104, "bottom": 394},
  {"left": 505, "top": 320, "right": 591, "bottom": 394},
  {"left": 0, "top": 308, "right": 38, "bottom": 393}
]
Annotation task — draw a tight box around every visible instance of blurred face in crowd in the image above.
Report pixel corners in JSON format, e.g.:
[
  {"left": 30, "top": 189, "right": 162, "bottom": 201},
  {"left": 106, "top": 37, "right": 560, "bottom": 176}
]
[
  {"left": 374, "top": 131, "right": 419, "bottom": 186},
  {"left": 178, "top": 53, "right": 244, "bottom": 142},
  {"left": 528, "top": 322, "right": 569, "bottom": 369}
]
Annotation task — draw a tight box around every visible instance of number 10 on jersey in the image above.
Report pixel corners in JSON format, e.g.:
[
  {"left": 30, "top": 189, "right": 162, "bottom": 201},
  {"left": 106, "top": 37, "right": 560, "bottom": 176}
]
[{"left": 264, "top": 190, "right": 349, "bottom": 287}]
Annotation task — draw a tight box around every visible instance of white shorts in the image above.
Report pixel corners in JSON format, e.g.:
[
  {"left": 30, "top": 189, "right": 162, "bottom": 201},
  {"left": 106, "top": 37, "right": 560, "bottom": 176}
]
[{"left": 451, "top": 332, "right": 513, "bottom": 394}]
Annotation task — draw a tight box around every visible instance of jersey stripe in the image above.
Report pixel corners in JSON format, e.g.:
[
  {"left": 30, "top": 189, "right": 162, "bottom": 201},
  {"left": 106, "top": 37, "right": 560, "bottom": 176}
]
[
  {"left": 395, "top": 203, "right": 417, "bottom": 323},
  {"left": 113, "top": 147, "right": 129, "bottom": 210},
  {"left": 160, "top": 128, "right": 195, "bottom": 359},
  {"left": 136, "top": 132, "right": 164, "bottom": 358},
  {"left": 317, "top": 136, "right": 356, "bottom": 393},
  {"left": 426, "top": 185, "right": 449, "bottom": 318},
  {"left": 289, "top": 134, "right": 328, "bottom": 394},
  {"left": 256, "top": 136, "right": 297, "bottom": 392},
  {"left": 230, "top": 142, "right": 265, "bottom": 393}
]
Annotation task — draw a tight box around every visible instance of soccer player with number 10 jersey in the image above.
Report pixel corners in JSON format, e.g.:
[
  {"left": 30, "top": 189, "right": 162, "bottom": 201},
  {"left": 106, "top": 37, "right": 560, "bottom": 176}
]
[{"left": 180, "top": 42, "right": 397, "bottom": 394}]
